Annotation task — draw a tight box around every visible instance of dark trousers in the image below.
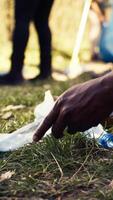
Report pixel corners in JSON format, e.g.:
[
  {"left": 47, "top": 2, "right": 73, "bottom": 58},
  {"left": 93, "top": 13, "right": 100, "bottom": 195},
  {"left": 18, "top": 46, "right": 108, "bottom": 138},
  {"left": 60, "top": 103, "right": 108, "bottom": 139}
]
[{"left": 11, "top": 0, "right": 54, "bottom": 76}]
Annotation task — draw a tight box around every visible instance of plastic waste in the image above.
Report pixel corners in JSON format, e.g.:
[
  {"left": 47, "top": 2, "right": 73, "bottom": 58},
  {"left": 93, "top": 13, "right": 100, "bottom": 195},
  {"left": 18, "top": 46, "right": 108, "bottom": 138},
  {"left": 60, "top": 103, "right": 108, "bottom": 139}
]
[
  {"left": 84, "top": 124, "right": 113, "bottom": 148},
  {"left": 0, "top": 91, "right": 55, "bottom": 152},
  {"left": 98, "top": 133, "right": 113, "bottom": 148}
]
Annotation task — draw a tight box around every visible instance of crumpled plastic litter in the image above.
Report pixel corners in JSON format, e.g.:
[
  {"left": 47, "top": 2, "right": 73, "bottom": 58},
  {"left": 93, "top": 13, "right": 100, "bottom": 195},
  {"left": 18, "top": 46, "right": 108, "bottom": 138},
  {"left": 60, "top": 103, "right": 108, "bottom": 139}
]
[
  {"left": 0, "top": 90, "right": 55, "bottom": 152},
  {"left": 84, "top": 124, "right": 105, "bottom": 139}
]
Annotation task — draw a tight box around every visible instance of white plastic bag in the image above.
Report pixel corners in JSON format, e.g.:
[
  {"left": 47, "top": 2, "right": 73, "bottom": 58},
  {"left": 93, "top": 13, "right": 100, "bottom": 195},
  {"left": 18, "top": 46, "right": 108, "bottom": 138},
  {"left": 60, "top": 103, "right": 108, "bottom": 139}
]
[
  {"left": 0, "top": 91, "right": 55, "bottom": 152},
  {"left": 84, "top": 124, "right": 105, "bottom": 139}
]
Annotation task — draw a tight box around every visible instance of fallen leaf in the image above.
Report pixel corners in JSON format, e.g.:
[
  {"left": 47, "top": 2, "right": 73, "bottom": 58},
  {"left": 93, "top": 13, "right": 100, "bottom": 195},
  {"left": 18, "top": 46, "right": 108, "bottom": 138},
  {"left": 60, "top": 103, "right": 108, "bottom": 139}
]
[
  {"left": 1, "top": 111, "right": 13, "bottom": 119},
  {"left": 0, "top": 171, "right": 15, "bottom": 182},
  {"left": 2, "top": 105, "right": 25, "bottom": 112},
  {"left": 108, "top": 180, "right": 113, "bottom": 189}
]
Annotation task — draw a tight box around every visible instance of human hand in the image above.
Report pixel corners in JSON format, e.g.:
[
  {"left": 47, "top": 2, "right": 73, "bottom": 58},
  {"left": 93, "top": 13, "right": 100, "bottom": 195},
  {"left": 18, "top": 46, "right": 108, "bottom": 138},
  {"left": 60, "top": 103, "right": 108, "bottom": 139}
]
[{"left": 33, "top": 72, "right": 113, "bottom": 142}]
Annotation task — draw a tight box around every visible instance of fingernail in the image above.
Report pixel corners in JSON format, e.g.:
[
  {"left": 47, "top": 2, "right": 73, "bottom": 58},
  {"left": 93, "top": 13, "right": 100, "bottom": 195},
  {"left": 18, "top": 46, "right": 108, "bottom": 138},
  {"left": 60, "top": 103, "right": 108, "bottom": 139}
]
[{"left": 33, "top": 134, "right": 38, "bottom": 142}]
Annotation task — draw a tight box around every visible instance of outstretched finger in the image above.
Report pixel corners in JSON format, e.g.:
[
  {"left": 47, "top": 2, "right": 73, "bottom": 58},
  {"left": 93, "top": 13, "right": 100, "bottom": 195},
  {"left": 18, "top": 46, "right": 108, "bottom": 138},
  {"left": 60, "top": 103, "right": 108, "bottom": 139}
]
[{"left": 33, "top": 106, "right": 59, "bottom": 142}]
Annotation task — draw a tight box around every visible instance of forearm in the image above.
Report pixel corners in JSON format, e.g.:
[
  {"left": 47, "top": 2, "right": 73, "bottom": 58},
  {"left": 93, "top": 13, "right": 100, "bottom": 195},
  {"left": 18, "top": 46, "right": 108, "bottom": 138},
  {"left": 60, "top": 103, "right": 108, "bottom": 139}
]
[{"left": 101, "top": 71, "right": 113, "bottom": 101}]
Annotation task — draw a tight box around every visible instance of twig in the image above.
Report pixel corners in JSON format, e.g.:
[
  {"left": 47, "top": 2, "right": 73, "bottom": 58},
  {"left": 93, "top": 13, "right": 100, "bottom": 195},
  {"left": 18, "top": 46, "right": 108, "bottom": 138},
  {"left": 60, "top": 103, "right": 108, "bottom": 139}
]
[
  {"left": 51, "top": 152, "right": 63, "bottom": 179},
  {"left": 70, "top": 148, "right": 93, "bottom": 180}
]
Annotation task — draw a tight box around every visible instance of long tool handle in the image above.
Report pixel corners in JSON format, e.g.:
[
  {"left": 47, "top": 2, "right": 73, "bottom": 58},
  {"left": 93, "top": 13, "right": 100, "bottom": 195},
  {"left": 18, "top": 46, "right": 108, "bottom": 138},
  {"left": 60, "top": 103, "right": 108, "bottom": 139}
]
[{"left": 68, "top": 0, "right": 92, "bottom": 75}]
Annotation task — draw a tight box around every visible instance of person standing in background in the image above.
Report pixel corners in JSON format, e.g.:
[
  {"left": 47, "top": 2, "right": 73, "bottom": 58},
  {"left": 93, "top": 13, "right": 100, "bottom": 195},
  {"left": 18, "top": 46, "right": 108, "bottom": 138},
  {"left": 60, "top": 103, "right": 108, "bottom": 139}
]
[
  {"left": 89, "top": 0, "right": 106, "bottom": 61},
  {"left": 0, "top": 0, "right": 54, "bottom": 85}
]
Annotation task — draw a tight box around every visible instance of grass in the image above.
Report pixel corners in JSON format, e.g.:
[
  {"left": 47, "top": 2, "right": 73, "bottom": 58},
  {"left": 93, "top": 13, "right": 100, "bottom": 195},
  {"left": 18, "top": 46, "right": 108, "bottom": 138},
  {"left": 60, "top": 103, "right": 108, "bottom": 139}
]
[
  {"left": 0, "top": 0, "right": 113, "bottom": 199},
  {"left": 0, "top": 75, "right": 113, "bottom": 199}
]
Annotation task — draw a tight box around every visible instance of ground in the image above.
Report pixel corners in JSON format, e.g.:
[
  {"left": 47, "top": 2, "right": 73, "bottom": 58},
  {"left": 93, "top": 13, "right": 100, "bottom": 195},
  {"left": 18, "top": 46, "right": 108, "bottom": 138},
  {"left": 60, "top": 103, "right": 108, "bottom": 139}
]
[
  {"left": 0, "top": 73, "right": 113, "bottom": 200},
  {"left": 0, "top": 0, "right": 113, "bottom": 199}
]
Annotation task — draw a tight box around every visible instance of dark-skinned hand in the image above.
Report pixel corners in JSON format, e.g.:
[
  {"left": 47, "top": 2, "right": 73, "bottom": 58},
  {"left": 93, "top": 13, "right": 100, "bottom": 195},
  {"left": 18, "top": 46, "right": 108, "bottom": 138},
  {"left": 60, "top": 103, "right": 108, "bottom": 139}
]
[{"left": 33, "top": 72, "right": 113, "bottom": 142}]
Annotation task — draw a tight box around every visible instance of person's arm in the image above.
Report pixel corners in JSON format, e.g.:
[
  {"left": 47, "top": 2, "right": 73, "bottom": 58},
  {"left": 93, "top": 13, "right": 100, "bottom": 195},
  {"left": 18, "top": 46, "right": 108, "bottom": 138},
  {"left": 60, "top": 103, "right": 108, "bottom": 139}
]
[
  {"left": 91, "top": 1, "right": 105, "bottom": 23},
  {"left": 33, "top": 72, "right": 113, "bottom": 142}
]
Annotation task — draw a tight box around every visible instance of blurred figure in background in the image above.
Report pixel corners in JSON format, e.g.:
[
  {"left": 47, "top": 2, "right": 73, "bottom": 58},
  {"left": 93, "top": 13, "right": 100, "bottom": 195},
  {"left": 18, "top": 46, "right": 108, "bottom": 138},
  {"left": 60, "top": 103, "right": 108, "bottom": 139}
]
[
  {"left": 99, "top": 0, "right": 113, "bottom": 62},
  {"left": 89, "top": 0, "right": 106, "bottom": 61},
  {"left": 0, "top": 0, "right": 54, "bottom": 85}
]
